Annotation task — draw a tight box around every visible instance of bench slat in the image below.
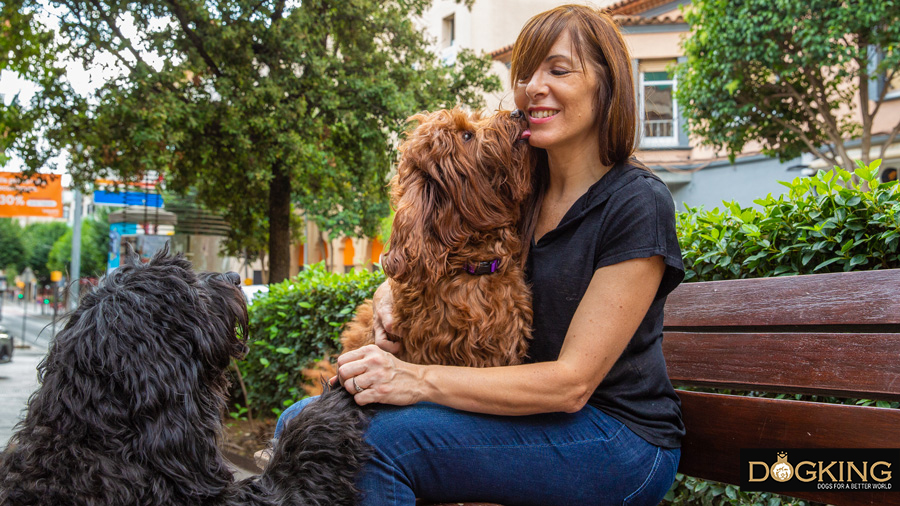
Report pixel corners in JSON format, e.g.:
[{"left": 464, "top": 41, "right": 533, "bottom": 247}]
[
  {"left": 664, "top": 269, "right": 900, "bottom": 327},
  {"left": 678, "top": 390, "right": 900, "bottom": 506},
  {"left": 664, "top": 331, "right": 900, "bottom": 400}
]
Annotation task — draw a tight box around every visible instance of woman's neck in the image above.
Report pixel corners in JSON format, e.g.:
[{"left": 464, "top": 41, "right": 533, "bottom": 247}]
[{"left": 544, "top": 144, "right": 611, "bottom": 201}]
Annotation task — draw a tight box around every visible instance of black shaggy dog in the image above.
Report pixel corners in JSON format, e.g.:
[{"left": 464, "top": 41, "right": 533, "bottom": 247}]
[{"left": 0, "top": 246, "right": 370, "bottom": 506}]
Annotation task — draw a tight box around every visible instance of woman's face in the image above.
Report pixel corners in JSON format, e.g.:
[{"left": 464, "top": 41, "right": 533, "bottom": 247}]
[{"left": 513, "top": 31, "right": 601, "bottom": 154}]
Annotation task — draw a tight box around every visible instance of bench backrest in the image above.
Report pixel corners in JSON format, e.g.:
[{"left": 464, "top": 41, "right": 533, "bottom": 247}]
[{"left": 663, "top": 269, "right": 900, "bottom": 506}]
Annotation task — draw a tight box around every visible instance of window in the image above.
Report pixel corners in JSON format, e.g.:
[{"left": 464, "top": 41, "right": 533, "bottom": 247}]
[
  {"left": 442, "top": 15, "right": 455, "bottom": 49},
  {"left": 639, "top": 61, "right": 678, "bottom": 148},
  {"left": 440, "top": 14, "right": 457, "bottom": 65}
]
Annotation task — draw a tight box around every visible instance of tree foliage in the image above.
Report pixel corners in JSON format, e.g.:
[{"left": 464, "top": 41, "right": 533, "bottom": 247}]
[
  {"left": 6, "top": 0, "right": 501, "bottom": 282},
  {"left": 0, "top": 0, "right": 81, "bottom": 170},
  {"left": 0, "top": 219, "right": 26, "bottom": 272},
  {"left": 676, "top": 0, "right": 900, "bottom": 170},
  {"left": 48, "top": 212, "right": 110, "bottom": 279},
  {"left": 19, "top": 221, "right": 69, "bottom": 285}
]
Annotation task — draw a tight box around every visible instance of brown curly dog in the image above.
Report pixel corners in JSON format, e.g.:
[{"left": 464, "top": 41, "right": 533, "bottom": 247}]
[{"left": 341, "top": 108, "right": 534, "bottom": 367}]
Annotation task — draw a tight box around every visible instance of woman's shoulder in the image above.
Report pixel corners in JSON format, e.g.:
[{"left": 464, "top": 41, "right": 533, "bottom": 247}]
[{"left": 607, "top": 161, "right": 675, "bottom": 210}]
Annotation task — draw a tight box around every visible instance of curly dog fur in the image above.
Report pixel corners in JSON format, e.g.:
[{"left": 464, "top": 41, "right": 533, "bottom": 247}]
[
  {"left": 341, "top": 108, "right": 534, "bottom": 367},
  {"left": 0, "top": 246, "right": 371, "bottom": 506}
]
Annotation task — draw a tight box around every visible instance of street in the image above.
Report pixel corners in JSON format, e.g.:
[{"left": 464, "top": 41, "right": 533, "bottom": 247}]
[{"left": 0, "top": 300, "right": 64, "bottom": 350}]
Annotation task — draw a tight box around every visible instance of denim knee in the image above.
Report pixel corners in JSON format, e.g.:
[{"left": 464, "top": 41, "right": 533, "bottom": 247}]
[{"left": 274, "top": 396, "right": 318, "bottom": 438}]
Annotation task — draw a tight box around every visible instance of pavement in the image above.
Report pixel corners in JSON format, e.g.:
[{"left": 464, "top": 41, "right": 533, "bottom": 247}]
[{"left": 0, "top": 302, "right": 257, "bottom": 481}]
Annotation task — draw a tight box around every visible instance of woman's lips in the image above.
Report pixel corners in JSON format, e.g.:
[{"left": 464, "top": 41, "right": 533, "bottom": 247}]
[{"left": 528, "top": 110, "right": 558, "bottom": 124}]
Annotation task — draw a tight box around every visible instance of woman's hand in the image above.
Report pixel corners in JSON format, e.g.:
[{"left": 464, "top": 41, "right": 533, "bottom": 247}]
[
  {"left": 336, "top": 344, "right": 426, "bottom": 406},
  {"left": 372, "top": 281, "right": 401, "bottom": 354}
]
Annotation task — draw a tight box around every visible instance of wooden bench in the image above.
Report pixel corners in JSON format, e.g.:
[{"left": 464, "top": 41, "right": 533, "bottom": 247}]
[
  {"left": 426, "top": 268, "right": 900, "bottom": 506},
  {"left": 663, "top": 269, "right": 900, "bottom": 506}
]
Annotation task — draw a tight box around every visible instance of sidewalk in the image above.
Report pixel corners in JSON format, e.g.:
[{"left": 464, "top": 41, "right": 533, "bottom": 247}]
[{"left": 0, "top": 346, "right": 44, "bottom": 450}]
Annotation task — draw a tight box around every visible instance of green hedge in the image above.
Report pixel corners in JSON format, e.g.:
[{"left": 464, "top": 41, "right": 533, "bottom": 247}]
[
  {"left": 678, "top": 160, "right": 899, "bottom": 282},
  {"left": 236, "top": 263, "right": 384, "bottom": 417},
  {"left": 665, "top": 160, "right": 899, "bottom": 505}
]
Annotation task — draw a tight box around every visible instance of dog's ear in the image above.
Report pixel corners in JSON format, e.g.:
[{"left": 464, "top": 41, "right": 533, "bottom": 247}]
[
  {"left": 122, "top": 242, "right": 140, "bottom": 267},
  {"left": 500, "top": 151, "right": 534, "bottom": 205},
  {"left": 382, "top": 166, "right": 452, "bottom": 284},
  {"left": 151, "top": 240, "right": 172, "bottom": 263}
]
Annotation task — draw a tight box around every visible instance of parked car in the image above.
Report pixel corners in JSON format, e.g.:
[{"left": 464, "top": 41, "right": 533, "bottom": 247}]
[
  {"left": 0, "top": 325, "right": 13, "bottom": 363},
  {"left": 240, "top": 285, "right": 269, "bottom": 304}
]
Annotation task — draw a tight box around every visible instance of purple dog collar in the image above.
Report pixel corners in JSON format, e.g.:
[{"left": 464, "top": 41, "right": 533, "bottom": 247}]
[{"left": 463, "top": 259, "right": 501, "bottom": 275}]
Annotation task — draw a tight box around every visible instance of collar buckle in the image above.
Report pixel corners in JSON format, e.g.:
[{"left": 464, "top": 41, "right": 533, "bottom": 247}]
[{"left": 463, "top": 259, "right": 501, "bottom": 276}]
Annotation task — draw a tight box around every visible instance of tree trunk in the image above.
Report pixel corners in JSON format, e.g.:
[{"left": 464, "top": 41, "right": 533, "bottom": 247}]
[{"left": 268, "top": 162, "right": 292, "bottom": 283}]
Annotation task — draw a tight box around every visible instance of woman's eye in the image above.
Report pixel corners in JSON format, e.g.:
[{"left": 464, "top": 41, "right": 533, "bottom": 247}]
[
  {"left": 462, "top": 132, "right": 474, "bottom": 141},
  {"left": 550, "top": 69, "right": 570, "bottom": 76}
]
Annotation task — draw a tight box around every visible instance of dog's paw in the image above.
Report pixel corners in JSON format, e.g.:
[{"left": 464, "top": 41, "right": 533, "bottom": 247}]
[{"left": 254, "top": 445, "right": 273, "bottom": 471}]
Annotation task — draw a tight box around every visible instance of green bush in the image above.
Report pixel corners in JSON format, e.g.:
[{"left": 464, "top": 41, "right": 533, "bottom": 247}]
[
  {"left": 678, "top": 160, "right": 899, "bottom": 282},
  {"left": 664, "top": 160, "right": 899, "bottom": 505},
  {"left": 236, "top": 262, "right": 384, "bottom": 417}
]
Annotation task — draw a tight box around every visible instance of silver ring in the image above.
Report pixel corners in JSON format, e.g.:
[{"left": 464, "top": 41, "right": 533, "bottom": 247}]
[{"left": 352, "top": 377, "right": 365, "bottom": 393}]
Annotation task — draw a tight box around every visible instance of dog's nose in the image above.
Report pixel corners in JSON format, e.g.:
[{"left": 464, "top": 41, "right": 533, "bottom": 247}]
[
  {"left": 510, "top": 109, "right": 524, "bottom": 119},
  {"left": 225, "top": 271, "right": 241, "bottom": 286}
]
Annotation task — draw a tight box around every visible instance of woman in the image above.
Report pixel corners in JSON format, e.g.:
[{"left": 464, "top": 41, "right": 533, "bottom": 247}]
[{"left": 279, "top": 5, "right": 684, "bottom": 505}]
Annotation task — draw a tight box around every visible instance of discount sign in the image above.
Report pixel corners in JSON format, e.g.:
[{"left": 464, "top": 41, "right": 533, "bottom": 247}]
[{"left": 0, "top": 172, "right": 63, "bottom": 218}]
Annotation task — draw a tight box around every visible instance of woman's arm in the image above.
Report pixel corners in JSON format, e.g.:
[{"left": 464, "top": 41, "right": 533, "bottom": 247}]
[{"left": 337, "top": 255, "right": 665, "bottom": 415}]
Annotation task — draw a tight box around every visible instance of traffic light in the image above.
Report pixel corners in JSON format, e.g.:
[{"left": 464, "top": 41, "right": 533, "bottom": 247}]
[
  {"left": 17, "top": 294, "right": 23, "bottom": 299},
  {"left": 43, "top": 298, "right": 50, "bottom": 304}
]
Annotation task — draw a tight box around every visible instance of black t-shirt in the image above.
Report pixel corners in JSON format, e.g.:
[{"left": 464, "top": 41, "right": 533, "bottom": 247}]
[{"left": 525, "top": 160, "right": 686, "bottom": 449}]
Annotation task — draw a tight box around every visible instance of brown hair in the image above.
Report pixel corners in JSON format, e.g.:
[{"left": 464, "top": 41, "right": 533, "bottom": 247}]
[{"left": 510, "top": 5, "right": 641, "bottom": 246}]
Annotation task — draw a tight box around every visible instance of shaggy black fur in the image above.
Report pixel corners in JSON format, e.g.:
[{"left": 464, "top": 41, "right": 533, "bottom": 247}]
[{"left": 0, "top": 246, "right": 371, "bottom": 506}]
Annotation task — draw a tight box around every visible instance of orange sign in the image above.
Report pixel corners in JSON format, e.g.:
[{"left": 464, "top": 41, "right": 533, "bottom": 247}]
[{"left": 0, "top": 172, "right": 63, "bottom": 218}]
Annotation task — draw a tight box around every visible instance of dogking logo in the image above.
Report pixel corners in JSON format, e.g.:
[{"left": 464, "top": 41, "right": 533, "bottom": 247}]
[
  {"left": 741, "top": 449, "right": 899, "bottom": 492},
  {"left": 770, "top": 452, "right": 793, "bottom": 482}
]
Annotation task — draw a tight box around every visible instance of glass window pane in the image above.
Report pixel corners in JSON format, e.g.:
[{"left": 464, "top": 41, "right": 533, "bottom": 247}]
[{"left": 644, "top": 84, "right": 674, "bottom": 138}]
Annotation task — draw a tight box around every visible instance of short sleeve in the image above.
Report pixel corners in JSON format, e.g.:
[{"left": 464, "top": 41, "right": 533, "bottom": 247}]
[{"left": 594, "top": 175, "right": 685, "bottom": 299}]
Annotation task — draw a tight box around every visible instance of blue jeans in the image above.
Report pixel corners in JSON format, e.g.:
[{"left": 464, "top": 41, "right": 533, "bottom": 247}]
[{"left": 276, "top": 398, "right": 679, "bottom": 506}]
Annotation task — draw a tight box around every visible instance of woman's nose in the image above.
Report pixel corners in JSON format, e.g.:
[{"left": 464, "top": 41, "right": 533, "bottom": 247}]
[{"left": 524, "top": 73, "right": 547, "bottom": 99}]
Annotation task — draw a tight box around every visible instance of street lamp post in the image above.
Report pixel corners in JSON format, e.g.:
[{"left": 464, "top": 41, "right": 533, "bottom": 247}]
[{"left": 0, "top": 275, "right": 6, "bottom": 322}]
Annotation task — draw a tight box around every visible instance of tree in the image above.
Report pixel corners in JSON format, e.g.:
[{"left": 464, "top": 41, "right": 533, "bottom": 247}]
[
  {"left": 7, "top": 0, "right": 501, "bottom": 283},
  {"left": 1, "top": 1, "right": 80, "bottom": 170},
  {"left": 675, "top": 0, "right": 900, "bottom": 171},
  {"left": 48, "top": 212, "right": 110, "bottom": 279},
  {"left": 20, "top": 221, "right": 69, "bottom": 285},
  {"left": 0, "top": 219, "right": 26, "bottom": 272}
]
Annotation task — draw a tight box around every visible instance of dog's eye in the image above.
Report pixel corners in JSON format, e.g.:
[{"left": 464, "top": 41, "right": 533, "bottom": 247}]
[{"left": 462, "top": 131, "right": 474, "bottom": 142}]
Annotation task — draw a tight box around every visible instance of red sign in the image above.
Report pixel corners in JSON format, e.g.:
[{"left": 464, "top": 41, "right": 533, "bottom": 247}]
[{"left": 0, "top": 172, "right": 64, "bottom": 218}]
